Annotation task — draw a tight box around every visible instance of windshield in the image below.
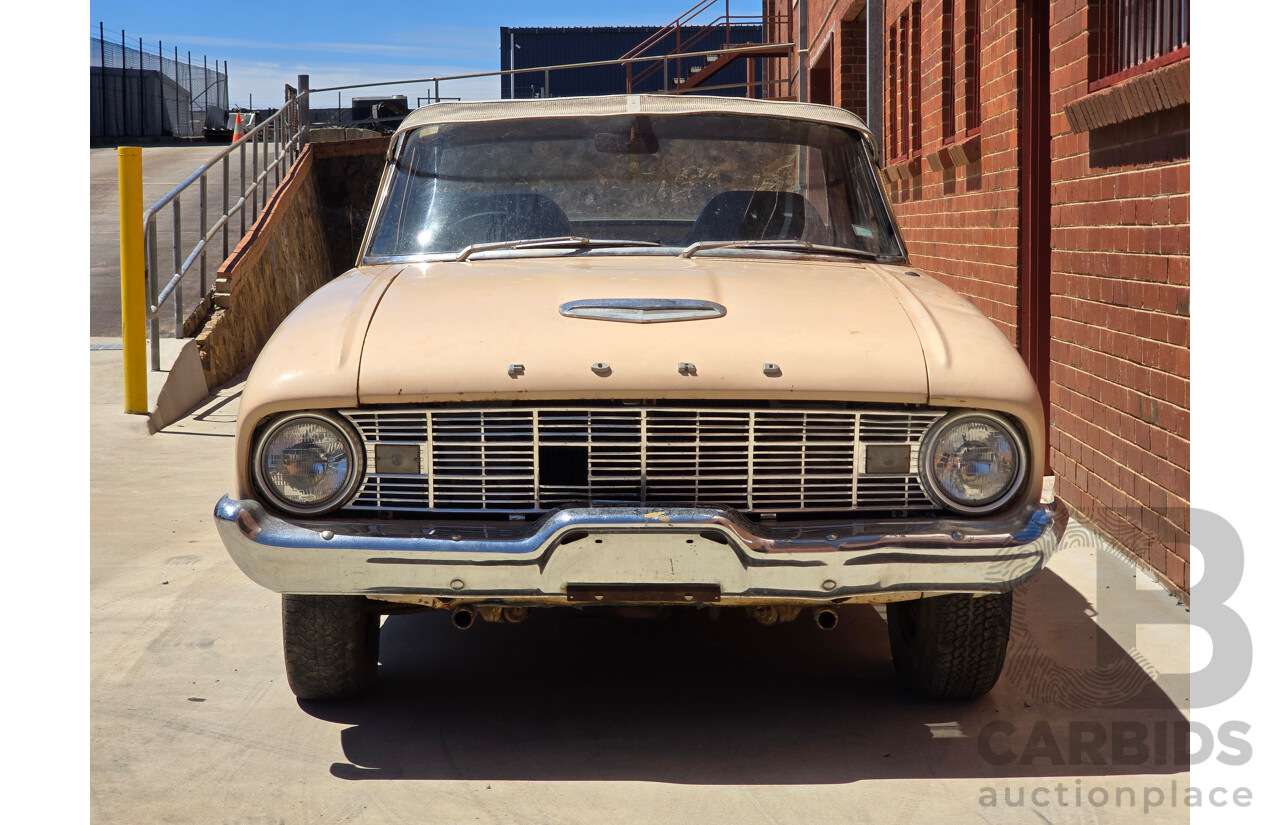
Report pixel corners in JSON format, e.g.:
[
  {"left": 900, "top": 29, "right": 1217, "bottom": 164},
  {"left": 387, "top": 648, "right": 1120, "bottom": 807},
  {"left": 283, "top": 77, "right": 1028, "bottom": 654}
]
[{"left": 362, "top": 113, "right": 904, "bottom": 262}]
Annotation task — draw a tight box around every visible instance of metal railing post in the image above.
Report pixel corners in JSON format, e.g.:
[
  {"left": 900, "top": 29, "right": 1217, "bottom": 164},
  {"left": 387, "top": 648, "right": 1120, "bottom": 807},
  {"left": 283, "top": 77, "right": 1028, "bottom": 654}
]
[
  {"left": 140, "top": 37, "right": 147, "bottom": 137},
  {"left": 274, "top": 118, "right": 280, "bottom": 188},
  {"left": 158, "top": 40, "right": 164, "bottom": 133},
  {"left": 199, "top": 174, "right": 208, "bottom": 296},
  {"left": 239, "top": 140, "right": 246, "bottom": 238},
  {"left": 147, "top": 216, "right": 159, "bottom": 371},
  {"left": 298, "top": 75, "right": 310, "bottom": 146},
  {"left": 172, "top": 197, "right": 183, "bottom": 335},
  {"left": 222, "top": 155, "right": 229, "bottom": 261},
  {"left": 118, "top": 147, "right": 147, "bottom": 413},
  {"left": 120, "top": 30, "right": 127, "bottom": 136},
  {"left": 187, "top": 51, "right": 194, "bottom": 137},
  {"left": 174, "top": 46, "right": 181, "bottom": 135},
  {"left": 252, "top": 131, "right": 260, "bottom": 223},
  {"left": 99, "top": 23, "right": 106, "bottom": 137}
]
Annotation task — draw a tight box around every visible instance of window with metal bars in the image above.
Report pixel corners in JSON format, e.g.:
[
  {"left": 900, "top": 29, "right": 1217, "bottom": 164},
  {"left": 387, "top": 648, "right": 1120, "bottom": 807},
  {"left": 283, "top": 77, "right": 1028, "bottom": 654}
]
[
  {"left": 962, "top": 0, "right": 980, "bottom": 133},
  {"left": 942, "top": 2, "right": 955, "bottom": 143},
  {"left": 898, "top": 18, "right": 908, "bottom": 157},
  {"left": 909, "top": 2, "right": 921, "bottom": 155},
  {"left": 887, "top": 22, "right": 899, "bottom": 158},
  {"left": 1090, "top": 0, "right": 1190, "bottom": 86},
  {"left": 886, "top": 2, "right": 921, "bottom": 161}
]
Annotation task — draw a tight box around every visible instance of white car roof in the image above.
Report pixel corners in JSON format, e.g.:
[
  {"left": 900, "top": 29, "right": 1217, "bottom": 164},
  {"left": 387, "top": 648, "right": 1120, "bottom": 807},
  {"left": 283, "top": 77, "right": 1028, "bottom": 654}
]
[{"left": 395, "top": 94, "right": 875, "bottom": 144}]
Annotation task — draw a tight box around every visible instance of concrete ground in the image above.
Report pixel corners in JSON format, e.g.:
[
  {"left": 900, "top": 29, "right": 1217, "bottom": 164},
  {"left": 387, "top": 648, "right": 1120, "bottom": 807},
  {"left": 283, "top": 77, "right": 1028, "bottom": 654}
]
[{"left": 90, "top": 345, "right": 1191, "bottom": 824}]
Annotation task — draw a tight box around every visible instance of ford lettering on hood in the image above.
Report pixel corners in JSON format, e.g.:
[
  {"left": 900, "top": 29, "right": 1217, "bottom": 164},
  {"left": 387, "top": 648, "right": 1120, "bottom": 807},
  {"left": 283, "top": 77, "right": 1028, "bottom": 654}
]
[{"left": 356, "top": 256, "right": 930, "bottom": 404}]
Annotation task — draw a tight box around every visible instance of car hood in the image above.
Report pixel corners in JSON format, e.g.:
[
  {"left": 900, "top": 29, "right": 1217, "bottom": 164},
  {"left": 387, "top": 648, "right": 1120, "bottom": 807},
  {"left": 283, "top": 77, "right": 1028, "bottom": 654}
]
[{"left": 356, "top": 255, "right": 930, "bottom": 404}]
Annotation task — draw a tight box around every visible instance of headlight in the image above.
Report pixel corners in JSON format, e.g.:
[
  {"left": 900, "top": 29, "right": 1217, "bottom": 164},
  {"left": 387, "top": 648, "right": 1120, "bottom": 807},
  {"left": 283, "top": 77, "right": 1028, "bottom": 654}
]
[
  {"left": 920, "top": 411, "right": 1028, "bottom": 514},
  {"left": 252, "top": 412, "right": 363, "bottom": 515}
]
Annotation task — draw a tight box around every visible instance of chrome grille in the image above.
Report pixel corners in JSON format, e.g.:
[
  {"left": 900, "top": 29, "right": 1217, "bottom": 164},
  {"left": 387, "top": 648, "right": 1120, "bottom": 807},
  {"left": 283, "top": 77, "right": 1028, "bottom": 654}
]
[{"left": 342, "top": 406, "right": 945, "bottom": 514}]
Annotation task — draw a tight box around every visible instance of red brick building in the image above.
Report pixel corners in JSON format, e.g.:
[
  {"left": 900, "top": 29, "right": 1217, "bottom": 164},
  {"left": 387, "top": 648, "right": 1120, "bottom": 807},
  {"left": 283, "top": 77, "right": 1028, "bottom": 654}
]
[{"left": 765, "top": 0, "right": 1191, "bottom": 596}]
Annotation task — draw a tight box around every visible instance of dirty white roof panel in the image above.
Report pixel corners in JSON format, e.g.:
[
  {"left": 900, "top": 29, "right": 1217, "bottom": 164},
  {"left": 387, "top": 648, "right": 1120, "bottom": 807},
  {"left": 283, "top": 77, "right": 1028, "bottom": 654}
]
[{"left": 395, "top": 94, "right": 874, "bottom": 143}]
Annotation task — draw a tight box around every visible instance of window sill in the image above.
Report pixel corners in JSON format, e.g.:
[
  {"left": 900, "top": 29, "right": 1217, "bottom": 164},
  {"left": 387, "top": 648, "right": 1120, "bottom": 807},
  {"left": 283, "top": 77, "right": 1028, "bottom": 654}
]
[
  {"left": 1089, "top": 45, "right": 1189, "bottom": 93},
  {"left": 884, "top": 155, "right": 923, "bottom": 182},
  {"left": 925, "top": 132, "right": 981, "bottom": 172},
  {"left": 1066, "top": 54, "right": 1189, "bottom": 134}
]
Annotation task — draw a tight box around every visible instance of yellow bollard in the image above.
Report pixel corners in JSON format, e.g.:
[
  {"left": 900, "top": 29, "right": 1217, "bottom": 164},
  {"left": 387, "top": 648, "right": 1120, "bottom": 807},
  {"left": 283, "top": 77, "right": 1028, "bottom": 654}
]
[{"left": 118, "top": 147, "right": 147, "bottom": 414}]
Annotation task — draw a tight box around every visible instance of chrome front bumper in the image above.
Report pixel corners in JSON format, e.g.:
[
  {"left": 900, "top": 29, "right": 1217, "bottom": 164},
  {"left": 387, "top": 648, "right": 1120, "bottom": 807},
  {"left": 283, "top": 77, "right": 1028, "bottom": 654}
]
[{"left": 215, "top": 495, "right": 1067, "bottom": 604}]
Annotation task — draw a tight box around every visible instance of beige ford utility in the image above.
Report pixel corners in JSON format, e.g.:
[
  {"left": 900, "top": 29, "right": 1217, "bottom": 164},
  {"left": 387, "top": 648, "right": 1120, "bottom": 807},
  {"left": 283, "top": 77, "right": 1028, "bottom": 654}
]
[{"left": 216, "top": 94, "right": 1065, "bottom": 701}]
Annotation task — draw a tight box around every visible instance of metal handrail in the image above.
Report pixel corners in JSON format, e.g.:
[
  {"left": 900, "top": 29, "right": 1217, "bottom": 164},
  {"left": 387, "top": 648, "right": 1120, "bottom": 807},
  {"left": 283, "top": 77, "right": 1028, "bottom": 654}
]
[
  {"left": 142, "top": 94, "right": 303, "bottom": 370},
  {"left": 620, "top": 0, "right": 720, "bottom": 61},
  {"left": 620, "top": 0, "right": 792, "bottom": 93},
  {"left": 629, "top": 14, "right": 745, "bottom": 90},
  {"left": 309, "top": 42, "right": 794, "bottom": 96}
]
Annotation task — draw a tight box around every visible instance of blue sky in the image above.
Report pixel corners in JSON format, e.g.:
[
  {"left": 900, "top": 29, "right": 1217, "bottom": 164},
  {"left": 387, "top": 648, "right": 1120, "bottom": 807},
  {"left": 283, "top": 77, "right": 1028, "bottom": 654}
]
[{"left": 89, "top": 0, "right": 721, "bottom": 108}]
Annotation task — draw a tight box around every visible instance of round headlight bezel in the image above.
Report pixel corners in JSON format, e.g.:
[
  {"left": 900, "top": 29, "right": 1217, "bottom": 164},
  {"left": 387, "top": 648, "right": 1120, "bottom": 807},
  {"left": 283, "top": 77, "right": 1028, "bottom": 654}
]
[
  {"left": 919, "top": 411, "right": 1029, "bottom": 515},
  {"left": 252, "top": 411, "right": 364, "bottom": 516}
]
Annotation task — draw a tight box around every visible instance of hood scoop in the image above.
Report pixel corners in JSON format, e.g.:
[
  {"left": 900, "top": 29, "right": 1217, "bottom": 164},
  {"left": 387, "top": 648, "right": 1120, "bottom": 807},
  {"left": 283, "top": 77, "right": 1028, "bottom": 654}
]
[{"left": 559, "top": 298, "right": 727, "bottom": 324}]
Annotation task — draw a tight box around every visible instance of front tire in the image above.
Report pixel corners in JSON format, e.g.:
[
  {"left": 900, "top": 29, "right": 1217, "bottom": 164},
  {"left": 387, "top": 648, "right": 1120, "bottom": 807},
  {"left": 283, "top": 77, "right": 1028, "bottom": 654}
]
[
  {"left": 886, "top": 592, "right": 1012, "bottom": 700},
  {"left": 282, "top": 595, "right": 380, "bottom": 700}
]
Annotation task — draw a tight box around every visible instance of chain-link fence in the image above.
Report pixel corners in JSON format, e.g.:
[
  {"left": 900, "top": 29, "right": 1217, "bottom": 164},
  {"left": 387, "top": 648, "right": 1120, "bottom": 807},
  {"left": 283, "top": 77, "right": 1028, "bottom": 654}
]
[{"left": 91, "top": 24, "right": 230, "bottom": 139}]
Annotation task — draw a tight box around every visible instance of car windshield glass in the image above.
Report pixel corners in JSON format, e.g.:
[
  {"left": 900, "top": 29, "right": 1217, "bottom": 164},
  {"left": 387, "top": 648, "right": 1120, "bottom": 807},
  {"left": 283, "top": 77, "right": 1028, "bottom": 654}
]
[{"left": 363, "top": 113, "right": 904, "bottom": 262}]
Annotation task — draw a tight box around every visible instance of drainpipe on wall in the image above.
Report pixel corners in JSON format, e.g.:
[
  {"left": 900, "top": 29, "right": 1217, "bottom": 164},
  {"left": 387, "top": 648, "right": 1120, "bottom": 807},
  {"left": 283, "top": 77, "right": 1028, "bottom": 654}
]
[
  {"left": 797, "top": 0, "right": 810, "bottom": 102},
  {"left": 866, "top": 0, "right": 883, "bottom": 151}
]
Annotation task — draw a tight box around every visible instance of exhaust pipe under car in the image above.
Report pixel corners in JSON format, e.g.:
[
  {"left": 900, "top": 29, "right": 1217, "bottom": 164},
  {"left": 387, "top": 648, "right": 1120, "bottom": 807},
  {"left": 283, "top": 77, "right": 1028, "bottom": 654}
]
[
  {"left": 813, "top": 608, "right": 839, "bottom": 630},
  {"left": 452, "top": 605, "right": 530, "bottom": 628},
  {"left": 451, "top": 606, "right": 476, "bottom": 630}
]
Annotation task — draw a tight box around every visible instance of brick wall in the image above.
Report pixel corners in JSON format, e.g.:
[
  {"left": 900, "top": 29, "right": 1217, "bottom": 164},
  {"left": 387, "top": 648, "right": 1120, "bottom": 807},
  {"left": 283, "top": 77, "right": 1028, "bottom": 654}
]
[
  {"left": 817, "top": 0, "right": 1191, "bottom": 596},
  {"left": 884, "top": 0, "right": 1023, "bottom": 342},
  {"left": 838, "top": 17, "right": 868, "bottom": 116},
  {"left": 1047, "top": 0, "right": 1191, "bottom": 595}
]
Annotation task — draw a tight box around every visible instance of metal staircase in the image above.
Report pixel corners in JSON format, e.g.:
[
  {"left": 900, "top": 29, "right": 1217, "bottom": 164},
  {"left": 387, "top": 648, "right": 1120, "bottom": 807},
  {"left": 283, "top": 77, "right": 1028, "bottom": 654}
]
[{"left": 621, "top": 0, "right": 793, "bottom": 97}]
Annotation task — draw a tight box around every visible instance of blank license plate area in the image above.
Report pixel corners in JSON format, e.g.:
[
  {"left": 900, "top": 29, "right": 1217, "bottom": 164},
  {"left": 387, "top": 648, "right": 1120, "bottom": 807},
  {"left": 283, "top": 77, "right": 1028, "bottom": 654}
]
[
  {"left": 566, "top": 583, "right": 721, "bottom": 603},
  {"left": 544, "top": 531, "right": 747, "bottom": 594}
]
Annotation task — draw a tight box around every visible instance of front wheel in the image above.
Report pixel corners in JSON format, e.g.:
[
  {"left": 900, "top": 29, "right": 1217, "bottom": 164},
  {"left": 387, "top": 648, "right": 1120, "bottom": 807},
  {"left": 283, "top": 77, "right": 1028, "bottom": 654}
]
[
  {"left": 282, "top": 595, "right": 380, "bottom": 700},
  {"left": 886, "top": 592, "right": 1013, "bottom": 700}
]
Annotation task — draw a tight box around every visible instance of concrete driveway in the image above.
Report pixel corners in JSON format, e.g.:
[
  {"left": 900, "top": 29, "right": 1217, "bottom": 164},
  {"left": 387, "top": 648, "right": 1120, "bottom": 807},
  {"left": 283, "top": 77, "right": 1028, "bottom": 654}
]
[{"left": 89, "top": 346, "right": 1190, "bottom": 824}]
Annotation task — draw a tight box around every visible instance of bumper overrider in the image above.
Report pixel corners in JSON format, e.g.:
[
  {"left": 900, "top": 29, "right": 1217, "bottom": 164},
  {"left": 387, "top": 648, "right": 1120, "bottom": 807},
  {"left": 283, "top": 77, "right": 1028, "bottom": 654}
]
[{"left": 215, "top": 495, "right": 1067, "bottom": 604}]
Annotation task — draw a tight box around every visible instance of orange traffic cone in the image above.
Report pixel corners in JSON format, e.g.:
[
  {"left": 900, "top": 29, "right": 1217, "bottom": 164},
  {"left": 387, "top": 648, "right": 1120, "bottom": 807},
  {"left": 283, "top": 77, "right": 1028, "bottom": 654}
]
[{"left": 232, "top": 113, "right": 244, "bottom": 142}]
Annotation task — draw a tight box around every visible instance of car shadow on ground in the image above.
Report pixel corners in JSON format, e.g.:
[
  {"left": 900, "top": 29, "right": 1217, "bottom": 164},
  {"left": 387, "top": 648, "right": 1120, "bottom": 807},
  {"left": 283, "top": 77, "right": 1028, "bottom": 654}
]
[{"left": 302, "top": 567, "right": 1188, "bottom": 784}]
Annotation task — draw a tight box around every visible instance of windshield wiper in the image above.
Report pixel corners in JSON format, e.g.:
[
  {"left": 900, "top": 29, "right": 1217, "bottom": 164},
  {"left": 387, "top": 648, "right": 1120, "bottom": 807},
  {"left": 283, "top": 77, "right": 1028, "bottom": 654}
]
[
  {"left": 454, "top": 236, "right": 659, "bottom": 261},
  {"left": 678, "top": 239, "right": 883, "bottom": 261}
]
